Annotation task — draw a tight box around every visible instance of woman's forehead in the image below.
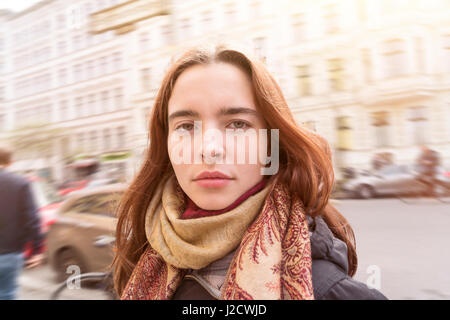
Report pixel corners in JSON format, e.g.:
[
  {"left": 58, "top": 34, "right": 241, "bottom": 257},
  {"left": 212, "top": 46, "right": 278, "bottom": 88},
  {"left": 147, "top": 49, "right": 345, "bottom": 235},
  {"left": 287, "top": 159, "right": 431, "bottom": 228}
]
[{"left": 168, "top": 63, "right": 256, "bottom": 114}]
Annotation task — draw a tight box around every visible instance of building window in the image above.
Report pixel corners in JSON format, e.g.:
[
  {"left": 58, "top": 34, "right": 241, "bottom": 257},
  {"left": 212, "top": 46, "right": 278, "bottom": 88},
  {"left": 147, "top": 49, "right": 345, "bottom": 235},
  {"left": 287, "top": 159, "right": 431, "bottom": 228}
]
[
  {"left": 60, "top": 100, "right": 69, "bottom": 121},
  {"left": 161, "top": 24, "right": 172, "bottom": 46},
  {"left": 253, "top": 37, "right": 267, "bottom": 63},
  {"left": 112, "top": 52, "right": 122, "bottom": 72},
  {"left": 139, "top": 32, "right": 150, "bottom": 51},
  {"left": 180, "top": 18, "right": 192, "bottom": 38},
  {"left": 99, "top": 57, "right": 108, "bottom": 75},
  {"left": 58, "top": 68, "right": 67, "bottom": 86},
  {"left": 89, "top": 130, "right": 97, "bottom": 152},
  {"left": 225, "top": 3, "right": 238, "bottom": 25},
  {"left": 250, "top": 1, "right": 262, "bottom": 19},
  {"left": 0, "top": 114, "right": 5, "bottom": 132},
  {"left": 88, "top": 94, "right": 96, "bottom": 115},
  {"left": 328, "top": 58, "right": 345, "bottom": 91},
  {"left": 58, "top": 41, "right": 66, "bottom": 56},
  {"left": 75, "top": 97, "right": 84, "bottom": 118},
  {"left": 74, "top": 64, "right": 83, "bottom": 82},
  {"left": 408, "top": 106, "right": 428, "bottom": 145},
  {"left": 77, "top": 132, "right": 85, "bottom": 153},
  {"left": 415, "top": 37, "right": 425, "bottom": 73},
  {"left": 323, "top": 4, "right": 340, "bottom": 34},
  {"left": 103, "top": 128, "right": 111, "bottom": 151},
  {"left": 357, "top": 0, "right": 367, "bottom": 22},
  {"left": 114, "top": 87, "right": 123, "bottom": 110},
  {"left": 361, "top": 49, "right": 372, "bottom": 84},
  {"left": 371, "top": 111, "right": 390, "bottom": 147},
  {"left": 292, "top": 13, "right": 307, "bottom": 41},
  {"left": 86, "top": 60, "right": 95, "bottom": 78},
  {"left": 295, "top": 65, "right": 312, "bottom": 96},
  {"left": 101, "top": 90, "right": 109, "bottom": 113},
  {"left": 443, "top": 34, "right": 450, "bottom": 72},
  {"left": 201, "top": 10, "right": 213, "bottom": 30},
  {"left": 73, "top": 35, "right": 82, "bottom": 51},
  {"left": 61, "top": 136, "right": 70, "bottom": 158},
  {"left": 336, "top": 116, "right": 353, "bottom": 150},
  {"left": 382, "top": 39, "right": 407, "bottom": 78},
  {"left": 117, "top": 126, "right": 126, "bottom": 149},
  {"left": 141, "top": 68, "right": 151, "bottom": 92}
]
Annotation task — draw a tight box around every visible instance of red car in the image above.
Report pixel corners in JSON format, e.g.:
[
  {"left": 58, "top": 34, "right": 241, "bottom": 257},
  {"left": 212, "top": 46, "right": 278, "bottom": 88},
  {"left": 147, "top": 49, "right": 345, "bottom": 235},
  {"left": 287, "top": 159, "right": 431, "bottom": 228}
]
[
  {"left": 58, "top": 180, "right": 90, "bottom": 197},
  {"left": 23, "top": 176, "right": 63, "bottom": 260}
]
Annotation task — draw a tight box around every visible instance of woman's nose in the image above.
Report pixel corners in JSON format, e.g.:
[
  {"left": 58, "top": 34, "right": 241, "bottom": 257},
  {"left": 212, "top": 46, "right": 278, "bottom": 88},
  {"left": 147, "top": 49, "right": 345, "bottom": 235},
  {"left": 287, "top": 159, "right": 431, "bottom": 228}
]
[{"left": 199, "top": 126, "right": 225, "bottom": 164}]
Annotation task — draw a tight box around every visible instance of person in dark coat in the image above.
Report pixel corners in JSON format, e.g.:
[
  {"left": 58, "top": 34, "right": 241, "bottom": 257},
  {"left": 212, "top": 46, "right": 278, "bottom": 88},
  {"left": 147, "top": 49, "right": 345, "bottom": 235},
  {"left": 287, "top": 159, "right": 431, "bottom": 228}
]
[
  {"left": 416, "top": 146, "right": 441, "bottom": 197},
  {"left": 0, "top": 146, "right": 45, "bottom": 300}
]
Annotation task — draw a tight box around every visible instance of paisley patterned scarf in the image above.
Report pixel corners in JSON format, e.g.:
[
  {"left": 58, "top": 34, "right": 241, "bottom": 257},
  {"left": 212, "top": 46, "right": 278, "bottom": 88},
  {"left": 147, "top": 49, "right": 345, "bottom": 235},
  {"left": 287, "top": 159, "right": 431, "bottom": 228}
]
[{"left": 121, "top": 175, "right": 314, "bottom": 300}]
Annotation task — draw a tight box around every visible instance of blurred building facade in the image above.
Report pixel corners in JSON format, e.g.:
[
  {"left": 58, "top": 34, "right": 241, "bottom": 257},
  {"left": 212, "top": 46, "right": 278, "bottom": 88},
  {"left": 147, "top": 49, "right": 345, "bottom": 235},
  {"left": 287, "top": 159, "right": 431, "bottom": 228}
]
[
  {"left": 0, "top": 0, "right": 132, "bottom": 182},
  {"left": 282, "top": 0, "right": 450, "bottom": 177},
  {"left": 0, "top": 0, "right": 449, "bottom": 183}
]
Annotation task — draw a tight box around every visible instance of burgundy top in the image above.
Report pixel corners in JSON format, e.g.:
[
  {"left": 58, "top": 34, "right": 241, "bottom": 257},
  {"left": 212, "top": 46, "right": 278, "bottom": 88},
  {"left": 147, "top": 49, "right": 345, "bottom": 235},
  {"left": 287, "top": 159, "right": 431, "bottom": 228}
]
[{"left": 181, "top": 178, "right": 268, "bottom": 219}]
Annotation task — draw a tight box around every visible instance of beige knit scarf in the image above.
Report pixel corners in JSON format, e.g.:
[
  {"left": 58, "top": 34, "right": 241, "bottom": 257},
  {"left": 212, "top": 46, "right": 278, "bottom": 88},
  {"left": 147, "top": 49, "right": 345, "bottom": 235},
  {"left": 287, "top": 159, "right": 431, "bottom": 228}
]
[
  {"left": 121, "top": 174, "right": 314, "bottom": 300},
  {"left": 145, "top": 175, "right": 272, "bottom": 269}
]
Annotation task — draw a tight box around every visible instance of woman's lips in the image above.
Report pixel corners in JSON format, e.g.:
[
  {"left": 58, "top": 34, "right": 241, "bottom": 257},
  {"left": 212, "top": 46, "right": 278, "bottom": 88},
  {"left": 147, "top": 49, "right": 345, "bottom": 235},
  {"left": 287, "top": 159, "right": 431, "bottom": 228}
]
[{"left": 194, "top": 178, "right": 233, "bottom": 188}]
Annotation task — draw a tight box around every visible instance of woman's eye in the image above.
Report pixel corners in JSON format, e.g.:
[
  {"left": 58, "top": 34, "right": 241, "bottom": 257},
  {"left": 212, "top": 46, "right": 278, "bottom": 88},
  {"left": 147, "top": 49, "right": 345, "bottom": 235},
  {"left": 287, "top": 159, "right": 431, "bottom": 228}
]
[
  {"left": 175, "top": 123, "right": 194, "bottom": 131},
  {"left": 229, "top": 121, "right": 249, "bottom": 129}
]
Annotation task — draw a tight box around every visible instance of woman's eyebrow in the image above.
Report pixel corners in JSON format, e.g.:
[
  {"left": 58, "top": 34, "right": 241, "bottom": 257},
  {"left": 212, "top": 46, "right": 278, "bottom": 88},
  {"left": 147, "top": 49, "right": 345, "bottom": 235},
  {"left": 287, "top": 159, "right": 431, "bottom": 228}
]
[
  {"left": 219, "top": 106, "right": 258, "bottom": 117},
  {"left": 168, "top": 109, "right": 200, "bottom": 123},
  {"left": 168, "top": 106, "right": 258, "bottom": 123}
]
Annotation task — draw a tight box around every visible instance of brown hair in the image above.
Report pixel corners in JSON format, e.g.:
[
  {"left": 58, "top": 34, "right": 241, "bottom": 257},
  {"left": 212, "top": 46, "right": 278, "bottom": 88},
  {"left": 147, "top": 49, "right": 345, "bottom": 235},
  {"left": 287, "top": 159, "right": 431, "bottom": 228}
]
[
  {"left": 0, "top": 145, "right": 12, "bottom": 166},
  {"left": 112, "top": 46, "right": 357, "bottom": 296}
]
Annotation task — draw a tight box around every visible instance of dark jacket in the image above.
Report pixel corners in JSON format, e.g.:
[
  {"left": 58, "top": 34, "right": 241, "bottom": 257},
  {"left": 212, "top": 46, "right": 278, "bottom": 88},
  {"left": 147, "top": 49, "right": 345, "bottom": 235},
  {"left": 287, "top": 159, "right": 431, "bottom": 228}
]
[
  {"left": 309, "top": 216, "right": 387, "bottom": 300},
  {"left": 172, "top": 216, "right": 388, "bottom": 300},
  {"left": 0, "top": 169, "right": 44, "bottom": 255}
]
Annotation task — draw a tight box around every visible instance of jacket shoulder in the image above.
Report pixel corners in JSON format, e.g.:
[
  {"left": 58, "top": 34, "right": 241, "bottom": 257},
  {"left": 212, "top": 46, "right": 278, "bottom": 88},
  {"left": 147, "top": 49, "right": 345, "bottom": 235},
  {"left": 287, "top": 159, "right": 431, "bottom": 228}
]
[
  {"left": 0, "top": 170, "right": 28, "bottom": 187},
  {"left": 312, "top": 259, "right": 387, "bottom": 300},
  {"left": 324, "top": 276, "right": 388, "bottom": 300}
]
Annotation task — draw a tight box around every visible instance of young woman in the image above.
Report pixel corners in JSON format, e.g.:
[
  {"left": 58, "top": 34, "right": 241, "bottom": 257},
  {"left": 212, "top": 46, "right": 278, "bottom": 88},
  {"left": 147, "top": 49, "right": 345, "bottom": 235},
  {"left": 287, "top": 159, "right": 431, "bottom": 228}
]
[{"left": 113, "top": 45, "right": 387, "bottom": 300}]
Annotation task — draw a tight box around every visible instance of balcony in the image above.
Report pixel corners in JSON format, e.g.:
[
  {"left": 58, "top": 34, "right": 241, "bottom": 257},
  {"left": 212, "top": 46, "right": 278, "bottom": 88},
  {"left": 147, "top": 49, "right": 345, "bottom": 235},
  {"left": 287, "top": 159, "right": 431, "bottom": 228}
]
[
  {"left": 358, "top": 74, "right": 436, "bottom": 106},
  {"left": 90, "top": 0, "right": 170, "bottom": 35}
]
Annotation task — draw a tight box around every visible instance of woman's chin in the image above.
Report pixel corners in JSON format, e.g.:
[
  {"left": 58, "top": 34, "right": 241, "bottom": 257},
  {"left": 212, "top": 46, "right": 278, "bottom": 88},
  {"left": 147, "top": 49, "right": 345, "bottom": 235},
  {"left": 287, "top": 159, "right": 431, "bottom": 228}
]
[{"left": 191, "top": 198, "right": 234, "bottom": 211}]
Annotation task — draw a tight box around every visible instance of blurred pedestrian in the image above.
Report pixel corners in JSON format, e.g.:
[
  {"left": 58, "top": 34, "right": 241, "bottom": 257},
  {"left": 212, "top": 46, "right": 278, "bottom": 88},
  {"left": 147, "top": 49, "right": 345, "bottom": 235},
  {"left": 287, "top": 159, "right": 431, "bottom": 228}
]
[
  {"left": 416, "top": 145, "right": 441, "bottom": 197},
  {"left": 0, "top": 146, "right": 45, "bottom": 300}
]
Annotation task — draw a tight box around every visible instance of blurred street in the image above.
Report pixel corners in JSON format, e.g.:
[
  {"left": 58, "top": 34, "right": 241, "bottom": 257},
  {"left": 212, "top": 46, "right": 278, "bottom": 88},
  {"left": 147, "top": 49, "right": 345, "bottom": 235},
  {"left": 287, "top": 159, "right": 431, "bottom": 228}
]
[
  {"left": 18, "top": 263, "right": 111, "bottom": 300},
  {"left": 335, "top": 197, "right": 450, "bottom": 300},
  {"left": 16, "top": 197, "right": 450, "bottom": 300}
]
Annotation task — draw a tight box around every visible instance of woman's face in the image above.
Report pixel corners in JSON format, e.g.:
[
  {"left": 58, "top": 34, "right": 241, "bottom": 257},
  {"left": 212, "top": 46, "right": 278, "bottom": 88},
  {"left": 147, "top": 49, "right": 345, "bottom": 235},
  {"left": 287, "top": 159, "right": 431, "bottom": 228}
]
[{"left": 167, "top": 62, "right": 267, "bottom": 210}]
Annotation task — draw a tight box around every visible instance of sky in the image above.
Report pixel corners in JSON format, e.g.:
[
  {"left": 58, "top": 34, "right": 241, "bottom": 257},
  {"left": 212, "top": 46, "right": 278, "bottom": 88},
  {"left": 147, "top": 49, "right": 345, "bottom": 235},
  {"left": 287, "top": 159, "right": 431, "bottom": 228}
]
[{"left": 1, "top": 0, "right": 41, "bottom": 12}]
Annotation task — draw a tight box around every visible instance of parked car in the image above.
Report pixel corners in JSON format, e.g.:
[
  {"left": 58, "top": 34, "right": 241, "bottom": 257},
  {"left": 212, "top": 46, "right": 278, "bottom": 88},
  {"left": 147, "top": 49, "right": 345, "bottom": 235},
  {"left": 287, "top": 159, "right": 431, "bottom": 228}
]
[
  {"left": 46, "top": 184, "right": 125, "bottom": 281},
  {"left": 341, "top": 164, "right": 450, "bottom": 199},
  {"left": 58, "top": 180, "right": 90, "bottom": 197},
  {"left": 84, "top": 178, "right": 119, "bottom": 190},
  {"left": 24, "top": 176, "right": 63, "bottom": 260}
]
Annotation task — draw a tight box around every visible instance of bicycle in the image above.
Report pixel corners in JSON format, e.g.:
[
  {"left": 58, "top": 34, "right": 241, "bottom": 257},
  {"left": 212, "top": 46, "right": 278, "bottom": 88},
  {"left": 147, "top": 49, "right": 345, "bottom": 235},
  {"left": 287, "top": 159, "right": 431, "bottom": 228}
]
[
  {"left": 395, "top": 170, "right": 450, "bottom": 205},
  {"left": 50, "top": 271, "right": 117, "bottom": 300}
]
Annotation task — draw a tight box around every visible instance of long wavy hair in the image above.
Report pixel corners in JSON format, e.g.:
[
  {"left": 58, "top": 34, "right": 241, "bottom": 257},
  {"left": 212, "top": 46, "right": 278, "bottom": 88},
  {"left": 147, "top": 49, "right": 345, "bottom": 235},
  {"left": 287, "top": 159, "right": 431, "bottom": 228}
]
[{"left": 112, "top": 45, "right": 357, "bottom": 296}]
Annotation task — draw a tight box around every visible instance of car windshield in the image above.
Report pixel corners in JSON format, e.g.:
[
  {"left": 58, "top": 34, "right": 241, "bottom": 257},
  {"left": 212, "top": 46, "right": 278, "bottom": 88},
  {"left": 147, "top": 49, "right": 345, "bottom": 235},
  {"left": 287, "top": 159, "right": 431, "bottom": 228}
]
[
  {"left": 379, "top": 165, "right": 408, "bottom": 175},
  {"left": 31, "top": 180, "right": 63, "bottom": 207}
]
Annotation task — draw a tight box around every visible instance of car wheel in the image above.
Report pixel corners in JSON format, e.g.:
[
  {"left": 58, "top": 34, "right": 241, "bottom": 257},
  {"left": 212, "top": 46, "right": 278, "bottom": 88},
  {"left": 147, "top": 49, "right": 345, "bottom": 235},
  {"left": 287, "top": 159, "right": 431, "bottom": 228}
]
[
  {"left": 55, "top": 248, "right": 87, "bottom": 283},
  {"left": 359, "top": 185, "right": 375, "bottom": 199}
]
